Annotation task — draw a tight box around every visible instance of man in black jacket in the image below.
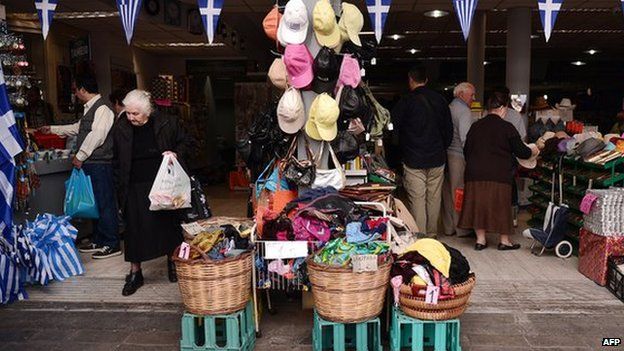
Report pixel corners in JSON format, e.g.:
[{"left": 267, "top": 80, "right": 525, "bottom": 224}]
[{"left": 392, "top": 65, "right": 453, "bottom": 238}]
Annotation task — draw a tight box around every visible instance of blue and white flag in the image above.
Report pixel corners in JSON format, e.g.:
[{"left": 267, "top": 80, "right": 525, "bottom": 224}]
[
  {"left": 453, "top": 0, "right": 478, "bottom": 41},
  {"left": 538, "top": 0, "right": 563, "bottom": 42},
  {"left": 366, "top": 0, "right": 391, "bottom": 44},
  {"left": 117, "top": 0, "right": 143, "bottom": 45},
  {"left": 0, "top": 66, "right": 24, "bottom": 241},
  {"left": 34, "top": 0, "right": 58, "bottom": 40},
  {"left": 198, "top": 0, "right": 223, "bottom": 44}
]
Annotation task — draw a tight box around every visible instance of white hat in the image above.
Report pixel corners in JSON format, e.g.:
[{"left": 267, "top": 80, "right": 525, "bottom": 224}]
[
  {"left": 556, "top": 98, "right": 576, "bottom": 110},
  {"left": 517, "top": 143, "right": 540, "bottom": 170},
  {"left": 277, "top": 87, "right": 305, "bottom": 134},
  {"left": 277, "top": 0, "right": 309, "bottom": 46}
]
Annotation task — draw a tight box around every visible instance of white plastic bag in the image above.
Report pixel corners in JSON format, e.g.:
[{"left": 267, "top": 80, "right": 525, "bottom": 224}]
[{"left": 148, "top": 154, "right": 191, "bottom": 211}]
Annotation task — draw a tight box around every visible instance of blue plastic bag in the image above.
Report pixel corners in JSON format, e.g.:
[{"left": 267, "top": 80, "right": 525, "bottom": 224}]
[{"left": 64, "top": 169, "right": 99, "bottom": 219}]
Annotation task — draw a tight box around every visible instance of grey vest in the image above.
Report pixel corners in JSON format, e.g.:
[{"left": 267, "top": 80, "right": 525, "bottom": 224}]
[{"left": 76, "top": 97, "right": 114, "bottom": 163}]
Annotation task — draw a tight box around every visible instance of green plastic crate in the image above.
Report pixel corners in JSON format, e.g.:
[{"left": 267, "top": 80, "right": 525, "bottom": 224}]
[
  {"left": 390, "top": 307, "right": 461, "bottom": 351},
  {"left": 313, "top": 310, "right": 382, "bottom": 351}
]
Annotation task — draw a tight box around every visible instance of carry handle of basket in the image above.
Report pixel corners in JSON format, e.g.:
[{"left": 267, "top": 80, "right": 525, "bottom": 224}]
[{"left": 173, "top": 243, "right": 213, "bottom": 264}]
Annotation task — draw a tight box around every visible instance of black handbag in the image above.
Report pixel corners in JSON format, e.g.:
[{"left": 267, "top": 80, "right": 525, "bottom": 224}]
[
  {"left": 331, "top": 130, "right": 360, "bottom": 164},
  {"left": 281, "top": 134, "right": 316, "bottom": 187},
  {"left": 182, "top": 176, "right": 213, "bottom": 223}
]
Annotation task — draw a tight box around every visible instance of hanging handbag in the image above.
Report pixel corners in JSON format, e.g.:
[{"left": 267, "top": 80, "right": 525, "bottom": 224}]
[
  {"left": 254, "top": 159, "right": 298, "bottom": 237},
  {"left": 311, "top": 142, "right": 346, "bottom": 190},
  {"left": 282, "top": 134, "right": 316, "bottom": 187}
]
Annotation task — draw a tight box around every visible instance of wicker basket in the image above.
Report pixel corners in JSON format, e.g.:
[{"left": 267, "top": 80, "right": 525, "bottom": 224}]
[
  {"left": 173, "top": 245, "right": 252, "bottom": 315},
  {"left": 399, "top": 274, "right": 476, "bottom": 321},
  {"left": 307, "top": 256, "right": 392, "bottom": 323}
]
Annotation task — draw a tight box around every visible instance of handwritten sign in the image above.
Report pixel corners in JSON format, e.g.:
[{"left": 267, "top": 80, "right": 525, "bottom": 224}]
[
  {"left": 178, "top": 242, "right": 190, "bottom": 260},
  {"left": 425, "top": 286, "right": 440, "bottom": 305},
  {"left": 352, "top": 255, "right": 378, "bottom": 273},
  {"left": 580, "top": 193, "right": 598, "bottom": 214},
  {"left": 181, "top": 222, "right": 204, "bottom": 236},
  {"left": 264, "top": 241, "right": 308, "bottom": 259}
]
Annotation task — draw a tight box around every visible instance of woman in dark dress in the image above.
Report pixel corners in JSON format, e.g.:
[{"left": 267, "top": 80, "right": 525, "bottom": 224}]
[
  {"left": 459, "top": 91, "right": 539, "bottom": 251},
  {"left": 113, "top": 89, "right": 186, "bottom": 296}
]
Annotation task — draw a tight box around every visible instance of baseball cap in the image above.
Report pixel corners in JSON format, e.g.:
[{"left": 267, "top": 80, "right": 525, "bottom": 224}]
[
  {"left": 277, "top": 87, "right": 305, "bottom": 134},
  {"left": 313, "top": 0, "right": 341, "bottom": 49},
  {"left": 306, "top": 93, "right": 340, "bottom": 141},
  {"left": 312, "top": 46, "right": 339, "bottom": 94},
  {"left": 268, "top": 58, "right": 288, "bottom": 90},
  {"left": 263, "top": 6, "right": 282, "bottom": 42},
  {"left": 338, "top": 3, "right": 363, "bottom": 46},
  {"left": 337, "top": 54, "right": 361, "bottom": 89},
  {"left": 335, "top": 85, "right": 365, "bottom": 131},
  {"left": 284, "top": 44, "right": 314, "bottom": 89},
  {"left": 277, "top": 0, "right": 308, "bottom": 46}
]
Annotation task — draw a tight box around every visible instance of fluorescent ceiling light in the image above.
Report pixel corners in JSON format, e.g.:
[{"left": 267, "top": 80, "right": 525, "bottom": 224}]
[
  {"left": 391, "top": 34, "right": 403, "bottom": 40},
  {"left": 424, "top": 10, "right": 449, "bottom": 18},
  {"left": 136, "top": 42, "right": 226, "bottom": 48},
  {"left": 408, "top": 48, "right": 420, "bottom": 54},
  {"left": 571, "top": 61, "right": 586, "bottom": 66},
  {"left": 483, "top": 61, "right": 490, "bottom": 65},
  {"left": 585, "top": 49, "right": 599, "bottom": 55}
]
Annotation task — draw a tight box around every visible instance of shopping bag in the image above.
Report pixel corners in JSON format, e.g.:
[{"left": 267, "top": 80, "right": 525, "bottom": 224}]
[
  {"left": 182, "top": 176, "right": 212, "bottom": 223},
  {"left": 148, "top": 154, "right": 192, "bottom": 211},
  {"left": 64, "top": 169, "right": 99, "bottom": 219}
]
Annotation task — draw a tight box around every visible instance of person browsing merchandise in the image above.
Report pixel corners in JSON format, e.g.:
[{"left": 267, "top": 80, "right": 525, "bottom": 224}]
[
  {"left": 442, "top": 82, "right": 475, "bottom": 237},
  {"left": 38, "top": 74, "right": 120, "bottom": 259},
  {"left": 391, "top": 65, "right": 453, "bottom": 238}
]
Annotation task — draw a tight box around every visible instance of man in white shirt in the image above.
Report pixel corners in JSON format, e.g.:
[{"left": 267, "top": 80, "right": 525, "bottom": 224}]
[
  {"left": 442, "top": 82, "right": 475, "bottom": 237},
  {"left": 39, "top": 75, "right": 120, "bottom": 259}
]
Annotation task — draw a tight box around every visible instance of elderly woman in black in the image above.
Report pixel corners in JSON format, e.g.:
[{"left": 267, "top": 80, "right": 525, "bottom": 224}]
[
  {"left": 459, "top": 91, "right": 539, "bottom": 251},
  {"left": 113, "top": 89, "right": 186, "bottom": 296}
]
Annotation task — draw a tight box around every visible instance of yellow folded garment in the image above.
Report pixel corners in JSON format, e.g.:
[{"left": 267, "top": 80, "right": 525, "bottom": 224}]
[
  {"left": 402, "top": 238, "right": 451, "bottom": 278},
  {"left": 190, "top": 230, "right": 224, "bottom": 259},
  {"left": 411, "top": 276, "right": 427, "bottom": 286}
]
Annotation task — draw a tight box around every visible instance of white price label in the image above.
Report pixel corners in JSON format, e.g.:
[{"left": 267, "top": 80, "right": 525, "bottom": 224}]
[
  {"left": 360, "top": 68, "right": 366, "bottom": 77},
  {"left": 387, "top": 122, "right": 394, "bottom": 131},
  {"left": 181, "top": 222, "right": 204, "bottom": 236},
  {"left": 264, "top": 241, "right": 308, "bottom": 259},
  {"left": 425, "top": 286, "right": 440, "bottom": 305},
  {"left": 365, "top": 133, "right": 371, "bottom": 141},
  {"left": 371, "top": 58, "right": 377, "bottom": 65},
  {"left": 376, "top": 139, "right": 383, "bottom": 147},
  {"left": 178, "top": 242, "right": 191, "bottom": 260}
]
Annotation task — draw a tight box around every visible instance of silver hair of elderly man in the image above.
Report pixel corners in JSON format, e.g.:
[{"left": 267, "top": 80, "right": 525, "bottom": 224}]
[
  {"left": 122, "top": 89, "right": 154, "bottom": 116},
  {"left": 453, "top": 82, "right": 475, "bottom": 98}
]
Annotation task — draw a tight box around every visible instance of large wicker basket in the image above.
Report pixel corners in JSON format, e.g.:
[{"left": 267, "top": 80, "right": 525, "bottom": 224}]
[
  {"left": 399, "top": 274, "right": 476, "bottom": 321},
  {"left": 307, "top": 256, "right": 392, "bottom": 323},
  {"left": 173, "top": 245, "right": 252, "bottom": 315}
]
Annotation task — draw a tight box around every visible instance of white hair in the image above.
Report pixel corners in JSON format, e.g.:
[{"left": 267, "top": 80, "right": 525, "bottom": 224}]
[
  {"left": 122, "top": 89, "right": 153, "bottom": 116},
  {"left": 453, "top": 82, "right": 474, "bottom": 98}
]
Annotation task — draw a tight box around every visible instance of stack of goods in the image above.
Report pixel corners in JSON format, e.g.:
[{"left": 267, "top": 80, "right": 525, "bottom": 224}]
[
  {"left": 391, "top": 239, "right": 475, "bottom": 321},
  {"left": 306, "top": 216, "right": 391, "bottom": 323},
  {"left": 173, "top": 220, "right": 253, "bottom": 315},
  {"left": 1, "top": 214, "right": 84, "bottom": 304},
  {"left": 583, "top": 189, "right": 624, "bottom": 236},
  {"left": 340, "top": 183, "right": 395, "bottom": 202},
  {"left": 579, "top": 228, "right": 624, "bottom": 286},
  {"left": 546, "top": 131, "right": 624, "bottom": 165}
]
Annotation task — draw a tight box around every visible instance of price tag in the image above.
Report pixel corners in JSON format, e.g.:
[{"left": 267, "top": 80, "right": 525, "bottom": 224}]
[
  {"left": 360, "top": 68, "right": 366, "bottom": 77},
  {"left": 425, "top": 286, "right": 440, "bottom": 305},
  {"left": 376, "top": 139, "right": 383, "bottom": 147},
  {"left": 178, "top": 242, "right": 191, "bottom": 260},
  {"left": 181, "top": 222, "right": 204, "bottom": 236},
  {"left": 264, "top": 241, "right": 308, "bottom": 259},
  {"left": 580, "top": 193, "right": 598, "bottom": 214},
  {"left": 352, "top": 255, "right": 378, "bottom": 273},
  {"left": 371, "top": 57, "right": 377, "bottom": 65},
  {"left": 365, "top": 133, "right": 371, "bottom": 141},
  {"left": 387, "top": 122, "right": 394, "bottom": 131}
]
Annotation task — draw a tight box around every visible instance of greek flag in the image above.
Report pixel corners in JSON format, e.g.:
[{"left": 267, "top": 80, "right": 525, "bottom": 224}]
[
  {"left": 538, "top": 0, "right": 563, "bottom": 42},
  {"left": 366, "top": 0, "right": 391, "bottom": 44},
  {"left": 0, "top": 237, "right": 26, "bottom": 304},
  {"left": 34, "top": 0, "right": 58, "bottom": 40},
  {"left": 0, "top": 66, "right": 23, "bottom": 241},
  {"left": 198, "top": 0, "right": 223, "bottom": 44},
  {"left": 453, "top": 0, "right": 478, "bottom": 41},
  {"left": 117, "top": 0, "right": 143, "bottom": 45}
]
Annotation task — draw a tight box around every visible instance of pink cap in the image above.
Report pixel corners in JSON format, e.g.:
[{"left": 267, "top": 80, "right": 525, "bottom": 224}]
[
  {"left": 284, "top": 44, "right": 314, "bottom": 89},
  {"left": 337, "top": 55, "right": 361, "bottom": 89}
]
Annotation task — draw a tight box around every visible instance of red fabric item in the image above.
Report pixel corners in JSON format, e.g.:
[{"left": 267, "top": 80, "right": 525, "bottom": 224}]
[
  {"left": 579, "top": 228, "right": 624, "bottom": 286},
  {"left": 33, "top": 132, "right": 66, "bottom": 149}
]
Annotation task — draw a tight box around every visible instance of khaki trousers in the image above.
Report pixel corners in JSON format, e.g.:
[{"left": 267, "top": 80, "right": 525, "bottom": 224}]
[
  {"left": 403, "top": 164, "right": 445, "bottom": 237},
  {"left": 441, "top": 153, "right": 470, "bottom": 236}
]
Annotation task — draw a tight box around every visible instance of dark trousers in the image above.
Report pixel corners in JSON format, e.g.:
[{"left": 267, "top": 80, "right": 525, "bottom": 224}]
[{"left": 82, "top": 163, "right": 119, "bottom": 248}]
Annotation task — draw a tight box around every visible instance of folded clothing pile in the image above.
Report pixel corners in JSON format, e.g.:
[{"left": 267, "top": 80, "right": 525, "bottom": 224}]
[
  {"left": 391, "top": 239, "right": 471, "bottom": 300},
  {"left": 1, "top": 214, "right": 84, "bottom": 304},
  {"left": 313, "top": 238, "right": 390, "bottom": 267},
  {"left": 188, "top": 224, "right": 252, "bottom": 260}
]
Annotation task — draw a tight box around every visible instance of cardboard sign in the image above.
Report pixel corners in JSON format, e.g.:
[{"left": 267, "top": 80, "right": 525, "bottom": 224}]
[
  {"left": 263, "top": 241, "right": 308, "bottom": 259},
  {"left": 580, "top": 193, "right": 599, "bottom": 214},
  {"left": 181, "top": 222, "right": 204, "bottom": 236},
  {"left": 178, "top": 242, "right": 190, "bottom": 260},
  {"left": 352, "top": 255, "right": 378, "bottom": 273},
  {"left": 425, "top": 286, "right": 440, "bottom": 305}
]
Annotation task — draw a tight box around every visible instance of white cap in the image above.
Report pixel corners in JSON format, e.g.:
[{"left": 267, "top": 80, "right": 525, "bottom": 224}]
[
  {"left": 277, "top": 87, "right": 305, "bottom": 134},
  {"left": 277, "top": 0, "right": 309, "bottom": 46}
]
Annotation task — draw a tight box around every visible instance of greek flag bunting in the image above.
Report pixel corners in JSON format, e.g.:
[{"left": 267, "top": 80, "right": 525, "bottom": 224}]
[
  {"left": 538, "top": 0, "right": 563, "bottom": 42},
  {"left": 453, "top": 0, "right": 479, "bottom": 41},
  {"left": 117, "top": 0, "right": 143, "bottom": 45},
  {"left": 366, "top": 0, "right": 391, "bottom": 44},
  {"left": 34, "top": 0, "right": 58, "bottom": 40},
  {"left": 198, "top": 0, "right": 223, "bottom": 44}
]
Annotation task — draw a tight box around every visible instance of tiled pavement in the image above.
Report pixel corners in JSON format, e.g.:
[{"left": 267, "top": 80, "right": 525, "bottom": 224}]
[{"left": 1, "top": 186, "right": 623, "bottom": 350}]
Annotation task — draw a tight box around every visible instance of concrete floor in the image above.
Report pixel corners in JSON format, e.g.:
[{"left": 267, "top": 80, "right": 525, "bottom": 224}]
[{"left": 1, "top": 185, "right": 623, "bottom": 350}]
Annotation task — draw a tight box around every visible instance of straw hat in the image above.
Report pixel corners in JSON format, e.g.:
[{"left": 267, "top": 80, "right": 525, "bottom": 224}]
[{"left": 517, "top": 143, "right": 540, "bottom": 169}]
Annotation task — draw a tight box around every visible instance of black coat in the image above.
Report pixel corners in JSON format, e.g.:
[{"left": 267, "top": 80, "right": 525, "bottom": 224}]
[{"left": 113, "top": 111, "right": 188, "bottom": 210}]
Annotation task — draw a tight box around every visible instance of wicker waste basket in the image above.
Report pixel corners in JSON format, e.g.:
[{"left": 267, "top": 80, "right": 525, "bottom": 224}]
[
  {"left": 399, "top": 273, "right": 476, "bottom": 321},
  {"left": 173, "top": 244, "right": 252, "bottom": 315},
  {"left": 307, "top": 257, "right": 392, "bottom": 323}
]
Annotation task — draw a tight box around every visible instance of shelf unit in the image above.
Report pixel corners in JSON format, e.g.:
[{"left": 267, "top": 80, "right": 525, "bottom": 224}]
[{"left": 528, "top": 155, "right": 624, "bottom": 247}]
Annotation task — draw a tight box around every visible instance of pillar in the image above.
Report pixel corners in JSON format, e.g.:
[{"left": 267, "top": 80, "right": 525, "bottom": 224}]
[
  {"left": 506, "top": 7, "right": 532, "bottom": 117},
  {"left": 467, "top": 11, "right": 486, "bottom": 103}
]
